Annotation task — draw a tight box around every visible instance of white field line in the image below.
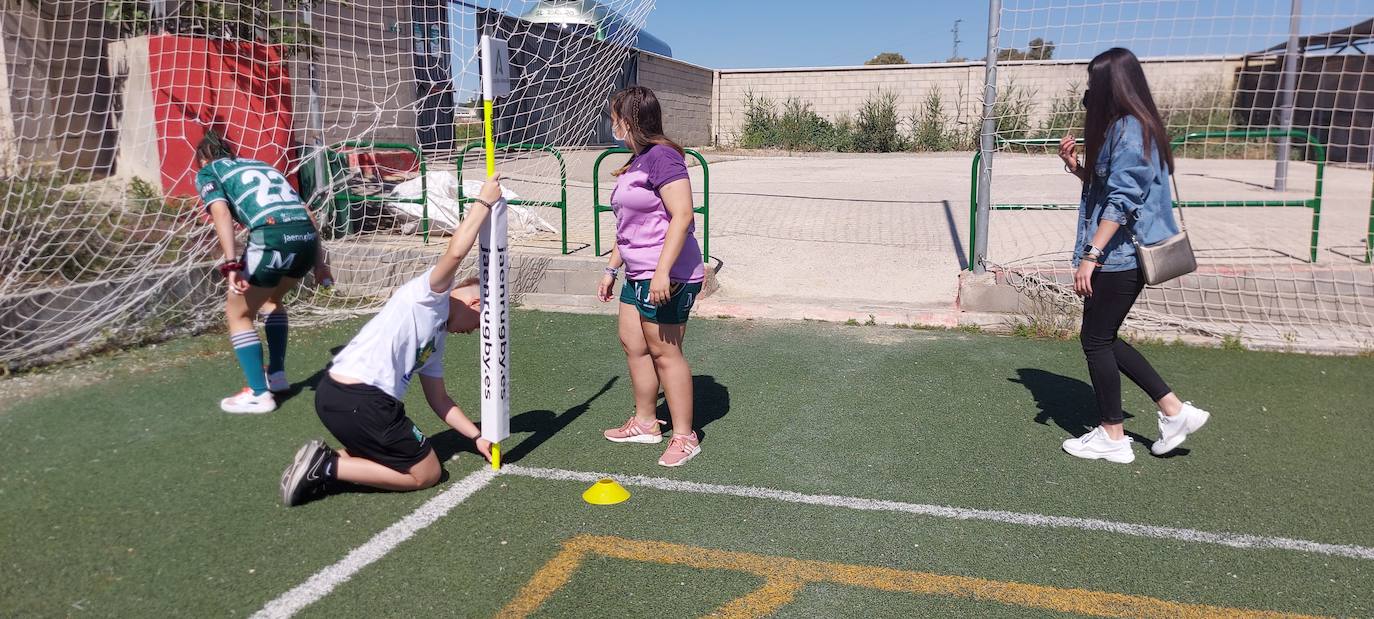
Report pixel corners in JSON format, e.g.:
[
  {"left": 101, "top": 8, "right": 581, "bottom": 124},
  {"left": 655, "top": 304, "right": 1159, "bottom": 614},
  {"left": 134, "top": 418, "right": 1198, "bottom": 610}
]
[
  {"left": 252, "top": 468, "right": 497, "bottom": 619},
  {"left": 256, "top": 463, "right": 1373, "bottom": 618},
  {"left": 503, "top": 465, "right": 1374, "bottom": 562}
]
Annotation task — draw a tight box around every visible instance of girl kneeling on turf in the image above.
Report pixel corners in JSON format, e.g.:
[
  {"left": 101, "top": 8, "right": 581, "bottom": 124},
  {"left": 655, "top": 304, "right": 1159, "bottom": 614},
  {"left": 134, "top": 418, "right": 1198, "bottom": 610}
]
[{"left": 597, "top": 86, "right": 705, "bottom": 467}]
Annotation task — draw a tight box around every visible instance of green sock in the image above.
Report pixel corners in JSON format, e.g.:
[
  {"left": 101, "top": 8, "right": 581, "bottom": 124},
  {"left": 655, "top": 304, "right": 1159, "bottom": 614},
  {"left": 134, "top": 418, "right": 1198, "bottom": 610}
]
[
  {"left": 230, "top": 330, "right": 269, "bottom": 395},
  {"left": 262, "top": 311, "right": 289, "bottom": 375}
]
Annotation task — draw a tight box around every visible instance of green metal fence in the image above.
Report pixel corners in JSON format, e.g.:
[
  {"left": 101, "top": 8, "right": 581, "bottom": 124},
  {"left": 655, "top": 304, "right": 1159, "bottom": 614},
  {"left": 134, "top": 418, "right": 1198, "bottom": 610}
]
[
  {"left": 324, "top": 141, "right": 428, "bottom": 241},
  {"left": 455, "top": 142, "right": 570, "bottom": 254},
  {"left": 592, "top": 147, "right": 711, "bottom": 263},
  {"left": 967, "top": 129, "right": 1328, "bottom": 270},
  {"left": 1172, "top": 130, "right": 1325, "bottom": 263}
]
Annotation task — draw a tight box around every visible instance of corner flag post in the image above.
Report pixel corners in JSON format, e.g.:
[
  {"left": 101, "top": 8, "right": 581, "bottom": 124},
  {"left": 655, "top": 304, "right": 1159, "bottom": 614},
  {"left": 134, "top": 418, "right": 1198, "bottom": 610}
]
[{"left": 479, "top": 33, "right": 511, "bottom": 470}]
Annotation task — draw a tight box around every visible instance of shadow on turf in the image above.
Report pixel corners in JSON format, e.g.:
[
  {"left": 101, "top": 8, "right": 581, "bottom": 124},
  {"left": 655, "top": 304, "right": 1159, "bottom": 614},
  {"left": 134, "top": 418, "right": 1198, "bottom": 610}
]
[
  {"left": 498, "top": 373, "right": 731, "bottom": 463},
  {"left": 499, "top": 377, "right": 620, "bottom": 464},
  {"left": 308, "top": 374, "right": 733, "bottom": 500},
  {"left": 274, "top": 346, "right": 346, "bottom": 406},
  {"left": 1011, "top": 368, "right": 1190, "bottom": 458},
  {"left": 655, "top": 375, "right": 731, "bottom": 444}
]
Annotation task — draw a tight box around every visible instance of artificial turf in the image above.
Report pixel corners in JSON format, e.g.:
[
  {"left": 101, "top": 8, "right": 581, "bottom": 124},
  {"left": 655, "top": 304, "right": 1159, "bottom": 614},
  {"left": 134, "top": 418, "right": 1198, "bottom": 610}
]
[{"left": 2, "top": 310, "right": 1370, "bottom": 617}]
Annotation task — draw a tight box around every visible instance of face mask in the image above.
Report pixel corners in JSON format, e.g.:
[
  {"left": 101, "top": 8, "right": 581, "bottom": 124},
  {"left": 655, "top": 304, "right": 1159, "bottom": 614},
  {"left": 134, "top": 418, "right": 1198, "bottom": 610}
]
[{"left": 612, "top": 122, "right": 626, "bottom": 143}]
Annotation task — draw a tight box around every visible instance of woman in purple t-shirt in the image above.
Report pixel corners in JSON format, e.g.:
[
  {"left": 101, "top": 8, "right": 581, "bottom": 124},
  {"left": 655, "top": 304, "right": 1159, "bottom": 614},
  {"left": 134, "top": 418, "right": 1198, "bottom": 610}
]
[{"left": 596, "top": 86, "right": 706, "bottom": 467}]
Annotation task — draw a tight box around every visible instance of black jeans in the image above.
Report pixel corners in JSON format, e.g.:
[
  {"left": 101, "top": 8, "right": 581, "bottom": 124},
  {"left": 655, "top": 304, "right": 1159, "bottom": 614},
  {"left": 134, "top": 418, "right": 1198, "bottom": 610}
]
[{"left": 1080, "top": 269, "right": 1172, "bottom": 424}]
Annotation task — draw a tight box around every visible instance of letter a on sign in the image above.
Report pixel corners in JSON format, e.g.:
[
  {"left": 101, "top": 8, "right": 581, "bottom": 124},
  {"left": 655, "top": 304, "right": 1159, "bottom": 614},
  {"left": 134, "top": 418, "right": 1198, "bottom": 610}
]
[{"left": 480, "top": 34, "right": 511, "bottom": 99}]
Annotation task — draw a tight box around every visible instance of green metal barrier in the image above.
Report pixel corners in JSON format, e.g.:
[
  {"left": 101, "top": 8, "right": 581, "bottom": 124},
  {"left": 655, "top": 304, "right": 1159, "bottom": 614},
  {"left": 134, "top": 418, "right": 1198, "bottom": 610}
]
[
  {"left": 967, "top": 130, "right": 1328, "bottom": 271},
  {"left": 455, "top": 142, "right": 570, "bottom": 255},
  {"left": 325, "top": 141, "right": 429, "bottom": 242},
  {"left": 592, "top": 147, "right": 710, "bottom": 263},
  {"left": 1172, "top": 130, "right": 1325, "bottom": 263}
]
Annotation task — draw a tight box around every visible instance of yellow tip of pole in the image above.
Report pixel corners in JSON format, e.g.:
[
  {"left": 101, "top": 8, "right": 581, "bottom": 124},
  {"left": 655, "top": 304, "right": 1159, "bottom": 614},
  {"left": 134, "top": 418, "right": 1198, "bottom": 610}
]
[
  {"left": 491, "top": 442, "right": 501, "bottom": 470},
  {"left": 483, "top": 99, "right": 496, "bottom": 177}
]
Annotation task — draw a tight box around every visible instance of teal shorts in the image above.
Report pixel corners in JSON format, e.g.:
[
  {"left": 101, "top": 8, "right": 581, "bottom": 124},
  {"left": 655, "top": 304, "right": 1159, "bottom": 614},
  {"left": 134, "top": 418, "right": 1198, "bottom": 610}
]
[
  {"left": 242, "top": 223, "right": 318, "bottom": 288},
  {"left": 620, "top": 279, "right": 702, "bottom": 325}
]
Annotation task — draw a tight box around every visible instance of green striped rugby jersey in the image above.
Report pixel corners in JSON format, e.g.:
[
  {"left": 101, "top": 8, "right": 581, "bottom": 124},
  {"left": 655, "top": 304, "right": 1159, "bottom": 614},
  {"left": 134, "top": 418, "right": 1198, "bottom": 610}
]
[{"left": 195, "top": 158, "right": 311, "bottom": 229}]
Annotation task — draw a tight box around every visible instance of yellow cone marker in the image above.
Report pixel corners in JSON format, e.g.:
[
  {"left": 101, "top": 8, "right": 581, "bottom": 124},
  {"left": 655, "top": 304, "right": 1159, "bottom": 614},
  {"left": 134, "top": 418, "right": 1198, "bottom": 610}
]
[{"left": 582, "top": 478, "right": 630, "bottom": 505}]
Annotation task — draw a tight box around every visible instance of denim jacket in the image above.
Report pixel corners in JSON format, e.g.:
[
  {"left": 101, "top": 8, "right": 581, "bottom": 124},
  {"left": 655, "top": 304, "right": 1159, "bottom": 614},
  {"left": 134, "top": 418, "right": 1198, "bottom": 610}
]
[{"left": 1074, "top": 115, "right": 1181, "bottom": 272}]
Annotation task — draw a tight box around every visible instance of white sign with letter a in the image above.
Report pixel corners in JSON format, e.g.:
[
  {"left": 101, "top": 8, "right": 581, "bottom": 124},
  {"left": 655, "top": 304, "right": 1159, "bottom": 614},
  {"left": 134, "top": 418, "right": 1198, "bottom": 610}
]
[
  {"left": 478, "top": 197, "right": 510, "bottom": 444},
  {"left": 480, "top": 34, "right": 511, "bottom": 99}
]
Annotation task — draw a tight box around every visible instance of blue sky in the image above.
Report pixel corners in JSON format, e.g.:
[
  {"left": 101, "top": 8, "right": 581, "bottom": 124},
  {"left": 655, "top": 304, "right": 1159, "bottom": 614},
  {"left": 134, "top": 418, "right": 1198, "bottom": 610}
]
[{"left": 642, "top": 0, "right": 1374, "bottom": 69}]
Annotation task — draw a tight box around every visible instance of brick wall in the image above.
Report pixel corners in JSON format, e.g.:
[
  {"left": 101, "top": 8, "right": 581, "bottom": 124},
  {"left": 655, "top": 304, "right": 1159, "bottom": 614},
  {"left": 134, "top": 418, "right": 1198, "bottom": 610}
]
[
  {"left": 635, "top": 52, "right": 714, "bottom": 147},
  {"left": 712, "top": 57, "right": 1245, "bottom": 146}
]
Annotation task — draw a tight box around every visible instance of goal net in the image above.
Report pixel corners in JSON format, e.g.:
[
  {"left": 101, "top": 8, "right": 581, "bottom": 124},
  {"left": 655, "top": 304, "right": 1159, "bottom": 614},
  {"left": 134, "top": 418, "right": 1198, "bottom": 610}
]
[
  {"left": 0, "top": 0, "right": 652, "bottom": 370},
  {"left": 980, "top": 0, "right": 1374, "bottom": 351}
]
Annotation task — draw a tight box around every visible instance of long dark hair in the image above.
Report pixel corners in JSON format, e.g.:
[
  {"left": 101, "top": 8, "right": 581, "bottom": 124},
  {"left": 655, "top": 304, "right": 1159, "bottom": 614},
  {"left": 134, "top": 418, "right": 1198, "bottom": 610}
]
[
  {"left": 196, "top": 129, "right": 235, "bottom": 164},
  {"left": 1082, "top": 48, "right": 1173, "bottom": 182},
  {"left": 609, "top": 86, "right": 683, "bottom": 176}
]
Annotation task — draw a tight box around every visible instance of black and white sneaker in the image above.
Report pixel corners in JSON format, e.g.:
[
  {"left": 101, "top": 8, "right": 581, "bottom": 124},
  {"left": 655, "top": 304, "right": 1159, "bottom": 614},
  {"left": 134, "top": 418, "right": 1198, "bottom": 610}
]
[{"left": 280, "top": 439, "right": 335, "bottom": 507}]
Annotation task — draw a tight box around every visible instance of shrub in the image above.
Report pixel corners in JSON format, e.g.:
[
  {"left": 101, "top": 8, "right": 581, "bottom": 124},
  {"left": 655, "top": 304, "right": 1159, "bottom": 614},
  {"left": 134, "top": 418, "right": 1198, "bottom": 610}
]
[
  {"left": 739, "top": 92, "right": 779, "bottom": 149},
  {"left": 831, "top": 114, "right": 859, "bottom": 152},
  {"left": 1033, "top": 83, "right": 1085, "bottom": 141},
  {"left": 855, "top": 89, "right": 906, "bottom": 152},
  {"left": 911, "top": 89, "right": 955, "bottom": 151},
  {"left": 991, "top": 81, "right": 1035, "bottom": 147},
  {"left": 775, "top": 98, "right": 835, "bottom": 151}
]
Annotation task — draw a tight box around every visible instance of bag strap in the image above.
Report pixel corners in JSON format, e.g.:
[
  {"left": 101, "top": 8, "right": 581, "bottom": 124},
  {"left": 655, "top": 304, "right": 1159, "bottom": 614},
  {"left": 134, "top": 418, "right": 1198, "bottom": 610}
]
[
  {"left": 1169, "top": 166, "right": 1188, "bottom": 231},
  {"left": 1127, "top": 165, "right": 1188, "bottom": 237}
]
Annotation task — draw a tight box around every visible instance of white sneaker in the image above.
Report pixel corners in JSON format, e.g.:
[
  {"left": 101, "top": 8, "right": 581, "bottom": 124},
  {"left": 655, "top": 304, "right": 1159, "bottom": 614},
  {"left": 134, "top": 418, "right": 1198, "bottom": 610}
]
[
  {"left": 220, "top": 388, "right": 276, "bottom": 414},
  {"left": 1062, "top": 426, "right": 1135, "bottom": 463},
  {"left": 266, "top": 371, "right": 290, "bottom": 393},
  {"left": 1151, "top": 402, "right": 1210, "bottom": 455}
]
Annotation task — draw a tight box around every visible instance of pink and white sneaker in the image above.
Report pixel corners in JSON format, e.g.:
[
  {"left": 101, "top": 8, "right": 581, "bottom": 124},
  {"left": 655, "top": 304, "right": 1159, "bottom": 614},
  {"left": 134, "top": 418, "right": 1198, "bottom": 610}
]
[
  {"left": 658, "top": 432, "right": 701, "bottom": 467},
  {"left": 220, "top": 387, "right": 276, "bottom": 414},
  {"left": 603, "top": 416, "right": 665, "bottom": 444}
]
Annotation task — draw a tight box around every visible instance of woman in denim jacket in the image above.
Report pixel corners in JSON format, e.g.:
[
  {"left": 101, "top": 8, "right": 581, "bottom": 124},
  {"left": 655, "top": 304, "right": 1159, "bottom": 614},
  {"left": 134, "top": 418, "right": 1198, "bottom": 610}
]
[{"left": 1056, "top": 48, "right": 1211, "bottom": 464}]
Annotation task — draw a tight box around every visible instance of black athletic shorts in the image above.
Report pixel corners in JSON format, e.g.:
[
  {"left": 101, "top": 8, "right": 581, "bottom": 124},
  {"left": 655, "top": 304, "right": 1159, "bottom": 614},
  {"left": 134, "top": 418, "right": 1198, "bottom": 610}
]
[{"left": 315, "top": 375, "right": 432, "bottom": 473}]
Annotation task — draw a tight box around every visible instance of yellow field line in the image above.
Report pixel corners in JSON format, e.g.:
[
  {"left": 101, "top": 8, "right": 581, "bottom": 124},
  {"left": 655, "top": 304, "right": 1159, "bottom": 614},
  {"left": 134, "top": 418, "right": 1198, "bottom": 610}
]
[
  {"left": 707, "top": 579, "right": 806, "bottom": 619},
  {"left": 493, "top": 542, "right": 589, "bottom": 619},
  {"left": 498, "top": 535, "right": 1326, "bottom": 619}
]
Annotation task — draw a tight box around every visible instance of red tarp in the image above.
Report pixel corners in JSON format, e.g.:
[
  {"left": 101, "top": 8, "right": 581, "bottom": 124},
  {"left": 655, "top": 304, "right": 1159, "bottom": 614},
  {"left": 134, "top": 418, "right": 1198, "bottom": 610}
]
[{"left": 148, "top": 34, "right": 295, "bottom": 197}]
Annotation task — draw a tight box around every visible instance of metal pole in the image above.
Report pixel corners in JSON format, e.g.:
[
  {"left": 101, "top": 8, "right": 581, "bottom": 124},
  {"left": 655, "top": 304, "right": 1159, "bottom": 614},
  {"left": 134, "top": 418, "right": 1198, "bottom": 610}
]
[
  {"left": 302, "top": 4, "right": 326, "bottom": 219},
  {"left": 973, "top": 0, "right": 1001, "bottom": 274},
  {"left": 1274, "top": 0, "right": 1301, "bottom": 192},
  {"left": 952, "top": 19, "right": 963, "bottom": 61},
  {"left": 1367, "top": 170, "right": 1373, "bottom": 264}
]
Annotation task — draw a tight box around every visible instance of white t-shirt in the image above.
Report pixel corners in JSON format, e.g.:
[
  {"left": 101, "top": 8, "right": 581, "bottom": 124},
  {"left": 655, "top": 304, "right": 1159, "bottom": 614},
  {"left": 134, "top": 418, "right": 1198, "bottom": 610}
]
[{"left": 330, "top": 269, "right": 450, "bottom": 400}]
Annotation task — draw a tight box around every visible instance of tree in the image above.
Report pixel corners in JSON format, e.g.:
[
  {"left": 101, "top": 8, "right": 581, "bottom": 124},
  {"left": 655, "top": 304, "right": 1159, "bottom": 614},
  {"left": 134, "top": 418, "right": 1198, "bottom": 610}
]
[
  {"left": 104, "top": 0, "right": 325, "bottom": 57},
  {"left": 1027, "top": 37, "right": 1056, "bottom": 60},
  {"left": 996, "top": 37, "right": 1056, "bottom": 61},
  {"left": 946, "top": 56, "right": 969, "bottom": 63},
  {"left": 865, "top": 52, "right": 909, "bottom": 66}
]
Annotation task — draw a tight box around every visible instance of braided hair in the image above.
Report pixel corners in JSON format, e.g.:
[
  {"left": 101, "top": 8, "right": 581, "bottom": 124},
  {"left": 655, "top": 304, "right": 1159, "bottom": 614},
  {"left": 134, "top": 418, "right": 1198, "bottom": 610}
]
[{"left": 609, "top": 86, "right": 683, "bottom": 176}]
